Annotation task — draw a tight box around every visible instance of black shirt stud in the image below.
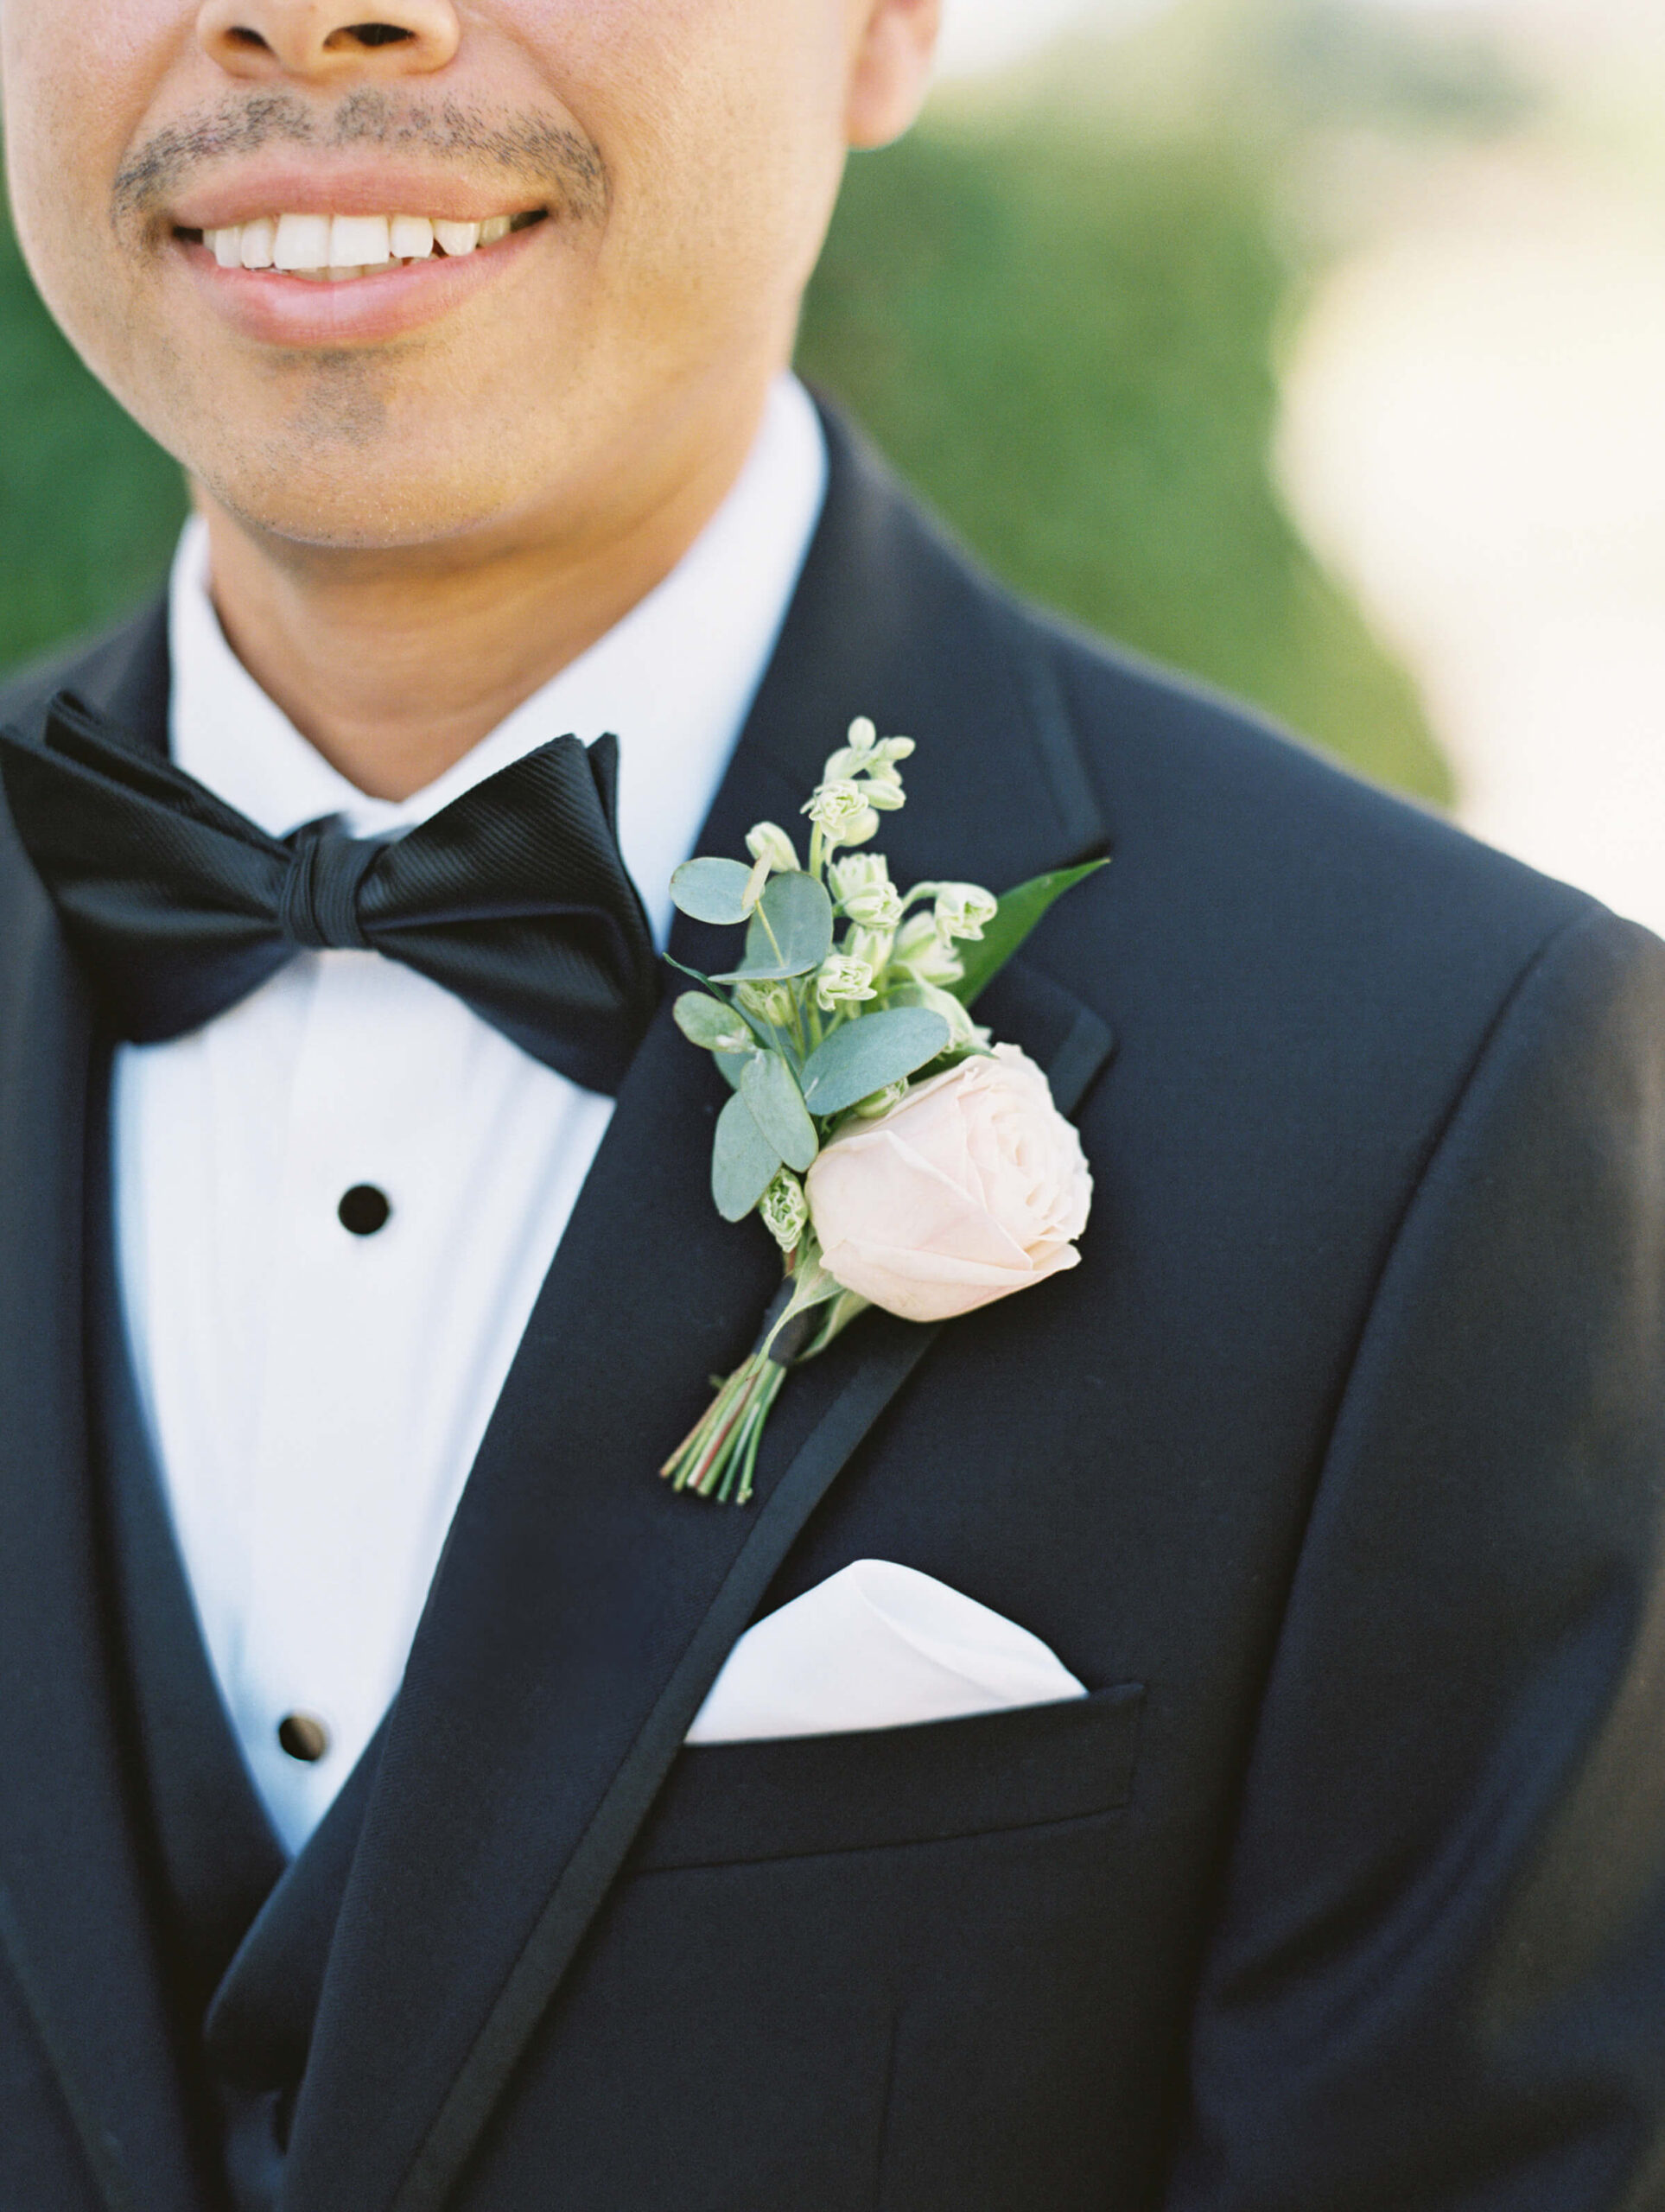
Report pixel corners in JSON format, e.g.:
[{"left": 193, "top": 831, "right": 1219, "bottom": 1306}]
[
  {"left": 277, "top": 1713, "right": 330, "bottom": 1764},
  {"left": 338, "top": 1184, "right": 391, "bottom": 1236}
]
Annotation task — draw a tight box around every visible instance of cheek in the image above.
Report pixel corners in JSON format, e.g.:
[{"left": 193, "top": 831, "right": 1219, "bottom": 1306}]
[
  {"left": 3, "top": 3, "right": 179, "bottom": 327},
  {"left": 497, "top": 0, "right": 851, "bottom": 315},
  {"left": 3, "top": 0, "right": 175, "bottom": 190}
]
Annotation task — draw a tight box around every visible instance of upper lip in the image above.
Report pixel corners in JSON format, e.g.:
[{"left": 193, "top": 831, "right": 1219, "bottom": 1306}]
[{"left": 168, "top": 158, "right": 544, "bottom": 232}]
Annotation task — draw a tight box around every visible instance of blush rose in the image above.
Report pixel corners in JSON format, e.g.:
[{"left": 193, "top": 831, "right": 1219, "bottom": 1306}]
[{"left": 805, "top": 1045, "right": 1093, "bottom": 1325}]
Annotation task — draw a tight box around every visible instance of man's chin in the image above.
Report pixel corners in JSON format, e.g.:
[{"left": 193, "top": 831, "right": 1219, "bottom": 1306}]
[
  {"left": 201, "top": 462, "right": 536, "bottom": 560},
  {"left": 187, "top": 407, "right": 557, "bottom": 559}
]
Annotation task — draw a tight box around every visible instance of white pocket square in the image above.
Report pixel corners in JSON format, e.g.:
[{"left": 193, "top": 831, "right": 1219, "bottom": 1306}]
[{"left": 685, "top": 1558, "right": 1086, "bottom": 1745}]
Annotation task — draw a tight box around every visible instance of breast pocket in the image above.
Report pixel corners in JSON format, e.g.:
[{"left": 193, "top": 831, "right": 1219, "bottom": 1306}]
[
  {"left": 631, "top": 1681, "right": 1145, "bottom": 1872},
  {"left": 480, "top": 1687, "right": 1150, "bottom": 2212}
]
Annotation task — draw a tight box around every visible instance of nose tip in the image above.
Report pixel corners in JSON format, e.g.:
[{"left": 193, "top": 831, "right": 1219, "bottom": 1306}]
[{"left": 196, "top": 0, "right": 461, "bottom": 79}]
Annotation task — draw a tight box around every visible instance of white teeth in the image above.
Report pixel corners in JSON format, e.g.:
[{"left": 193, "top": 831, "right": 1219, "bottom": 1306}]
[
  {"left": 329, "top": 213, "right": 391, "bottom": 268},
  {"left": 274, "top": 213, "right": 332, "bottom": 271},
  {"left": 239, "top": 217, "right": 276, "bottom": 270},
  {"left": 390, "top": 213, "right": 434, "bottom": 260},
  {"left": 200, "top": 210, "right": 523, "bottom": 278}
]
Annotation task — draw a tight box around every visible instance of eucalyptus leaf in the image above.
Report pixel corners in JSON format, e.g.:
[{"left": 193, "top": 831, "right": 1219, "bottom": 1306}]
[
  {"left": 715, "top": 1050, "right": 752, "bottom": 1091},
  {"left": 953, "top": 860, "right": 1109, "bottom": 1007},
  {"left": 673, "top": 991, "right": 754, "bottom": 1054},
  {"left": 670, "top": 856, "right": 756, "bottom": 927},
  {"left": 740, "top": 1051, "right": 819, "bottom": 1173},
  {"left": 711, "top": 870, "right": 834, "bottom": 982},
  {"left": 711, "top": 1091, "right": 781, "bottom": 1222},
  {"left": 799, "top": 1005, "right": 951, "bottom": 1119}
]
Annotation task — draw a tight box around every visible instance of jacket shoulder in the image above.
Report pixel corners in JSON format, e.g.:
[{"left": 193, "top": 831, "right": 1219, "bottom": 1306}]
[
  {"left": 0, "top": 601, "right": 167, "bottom": 739},
  {"left": 0, "top": 603, "right": 168, "bottom": 933},
  {"left": 972, "top": 585, "right": 1649, "bottom": 1243},
  {"left": 1019, "top": 595, "right": 1599, "bottom": 992}
]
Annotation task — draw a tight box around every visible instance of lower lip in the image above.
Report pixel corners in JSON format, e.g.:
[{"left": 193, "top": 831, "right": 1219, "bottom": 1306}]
[{"left": 175, "top": 223, "right": 543, "bottom": 346}]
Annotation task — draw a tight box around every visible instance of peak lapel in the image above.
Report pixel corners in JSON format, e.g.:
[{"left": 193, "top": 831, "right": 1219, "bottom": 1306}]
[
  {"left": 0, "top": 608, "right": 203, "bottom": 2212},
  {"left": 282, "top": 410, "right": 1112, "bottom": 2212}
]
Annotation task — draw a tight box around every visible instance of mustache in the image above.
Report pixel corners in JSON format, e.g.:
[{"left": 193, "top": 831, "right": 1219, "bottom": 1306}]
[{"left": 113, "top": 88, "right": 607, "bottom": 222}]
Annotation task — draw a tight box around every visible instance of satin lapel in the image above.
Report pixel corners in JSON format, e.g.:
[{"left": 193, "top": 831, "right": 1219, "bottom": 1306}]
[
  {"left": 0, "top": 608, "right": 203, "bottom": 2212},
  {"left": 283, "top": 411, "right": 1113, "bottom": 2212}
]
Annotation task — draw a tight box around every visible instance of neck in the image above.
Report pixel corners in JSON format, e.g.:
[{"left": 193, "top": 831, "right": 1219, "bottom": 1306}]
[{"left": 197, "top": 382, "right": 774, "bottom": 803}]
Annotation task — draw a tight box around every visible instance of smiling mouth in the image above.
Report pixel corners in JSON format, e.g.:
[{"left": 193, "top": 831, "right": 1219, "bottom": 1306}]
[{"left": 173, "top": 207, "right": 548, "bottom": 283}]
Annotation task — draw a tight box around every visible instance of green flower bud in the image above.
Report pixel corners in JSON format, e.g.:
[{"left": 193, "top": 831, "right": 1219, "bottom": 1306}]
[
  {"left": 823, "top": 722, "right": 912, "bottom": 789},
  {"left": 843, "top": 925, "right": 895, "bottom": 977},
  {"left": 759, "top": 1170, "right": 810, "bottom": 1255},
  {"left": 852, "top": 1079, "right": 911, "bottom": 1119},
  {"left": 734, "top": 978, "right": 796, "bottom": 1026},
  {"left": 804, "top": 779, "right": 870, "bottom": 833},
  {"left": 899, "top": 978, "right": 987, "bottom": 1052},
  {"left": 829, "top": 851, "right": 888, "bottom": 895},
  {"left": 821, "top": 716, "right": 879, "bottom": 782},
  {"left": 814, "top": 954, "right": 879, "bottom": 1012},
  {"left": 745, "top": 821, "right": 800, "bottom": 873},
  {"left": 829, "top": 854, "right": 904, "bottom": 930},
  {"left": 930, "top": 882, "right": 999, "bottom": 943},
  {"left": 894, "top": 911, "right": 966, "bottom": 986},
  {"left": 803, "top": 780, "right": 880, "bottom": 851}
]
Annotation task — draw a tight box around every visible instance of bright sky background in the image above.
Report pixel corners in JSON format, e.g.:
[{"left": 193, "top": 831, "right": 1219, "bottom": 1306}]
[
  {"left": 934, "top": 0, "right": 1604, "bottom": 78},
  {"left": 935, "top": 0, "right": 1134, "bottom": 78}
]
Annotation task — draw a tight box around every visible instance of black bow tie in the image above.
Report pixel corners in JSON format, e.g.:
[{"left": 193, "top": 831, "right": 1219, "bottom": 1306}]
[{"left": 0, "top": 691, "right": 662, "bottom": 1095}]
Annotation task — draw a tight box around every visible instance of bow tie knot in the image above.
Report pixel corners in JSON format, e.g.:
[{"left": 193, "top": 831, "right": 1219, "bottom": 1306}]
[
  {"left": 0, "top": 692, "right": 663, "bottom": 1095},
  {"left": 279, "top": 819, "right": 380, "bottom": 951}
]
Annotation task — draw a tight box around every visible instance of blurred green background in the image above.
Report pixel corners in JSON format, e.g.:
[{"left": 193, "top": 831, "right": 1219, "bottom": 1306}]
[
  {"left": 2, "top": 0, "right": 1530, "bottom": 804},
  {"left": 800, "top": 120, "right": 1447, "bottom": 796}
]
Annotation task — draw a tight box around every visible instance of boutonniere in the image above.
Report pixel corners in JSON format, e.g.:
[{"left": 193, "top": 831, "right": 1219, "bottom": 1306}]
[{"left": 663, "top": 718, "right": 1104, "bottom": 1503}]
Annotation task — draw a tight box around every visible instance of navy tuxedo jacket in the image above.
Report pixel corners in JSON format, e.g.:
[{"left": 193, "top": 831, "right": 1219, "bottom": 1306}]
[{"left": 5, "top": 410, "right": 1665, "bottom": 2212}]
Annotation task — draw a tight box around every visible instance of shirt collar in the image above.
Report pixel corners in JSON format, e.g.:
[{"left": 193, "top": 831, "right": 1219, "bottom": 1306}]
[{"left": 168, "top": 373, "right": 828, "bottom": 947}]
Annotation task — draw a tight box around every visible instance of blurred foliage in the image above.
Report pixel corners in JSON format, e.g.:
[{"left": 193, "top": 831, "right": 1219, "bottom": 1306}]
[
  {"left": 0, "top": 0, "right": 1484, "bottom": 802},
  {"left": 799, "top": 111, "right": 1451, "bottom": 801},
  {"left": 1039, "top": 0, "right": 1537, "bottom": 148},
  {"left": 0, "top": 207, "right": 188, "bottom": 677},
  {"left": 1251, "top": 3, "right": 1535, "bottom": 137}
]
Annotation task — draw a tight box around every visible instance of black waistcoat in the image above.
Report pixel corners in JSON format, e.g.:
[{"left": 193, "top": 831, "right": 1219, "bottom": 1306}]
[{"left": 86, "top": 1071, "right": 386, "bottom": 2212}]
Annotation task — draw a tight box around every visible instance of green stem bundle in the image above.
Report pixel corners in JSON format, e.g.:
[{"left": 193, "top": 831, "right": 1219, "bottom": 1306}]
[
  {"left": 659, "top": 1353, "right": 786, "bottom": 1505},
  {"left": 659, "top": 1262, "right": 869, "bottom": 1505}
]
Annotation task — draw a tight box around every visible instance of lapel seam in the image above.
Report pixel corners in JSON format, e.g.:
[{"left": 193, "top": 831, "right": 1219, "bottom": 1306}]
[
  {"left": 1031, "top": 976, "right": 1116, "bottom": 1120},
  {"left": 1002, "top": 604, "right": 1109, "bottom": 859}
]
